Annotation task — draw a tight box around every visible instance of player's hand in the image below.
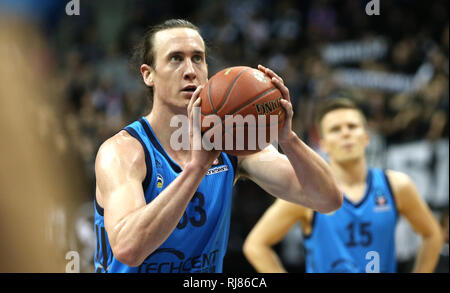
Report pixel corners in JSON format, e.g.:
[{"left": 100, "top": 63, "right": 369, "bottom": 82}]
[
  {"left": 258, "top": 65, "right": 295, "bottom": 145},
  {"left": 187, "top": 86, "right": 220, "bottom": 170}
]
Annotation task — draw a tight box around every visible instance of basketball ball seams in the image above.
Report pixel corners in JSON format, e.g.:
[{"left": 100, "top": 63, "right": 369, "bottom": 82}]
[
  {"left": 208, "top": 78, "right": 217, "bottom": 114},
  {"left": 214, "top": 68, "right": 250, "bottom": 113}
]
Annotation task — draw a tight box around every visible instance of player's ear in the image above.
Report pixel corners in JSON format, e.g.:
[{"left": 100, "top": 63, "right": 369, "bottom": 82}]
[{"left": 141, "top": 64, "right": 154, "bottom": 87}]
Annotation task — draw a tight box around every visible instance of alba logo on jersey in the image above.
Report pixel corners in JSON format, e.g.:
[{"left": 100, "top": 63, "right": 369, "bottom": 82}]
[
  {"left": 156, "top": 174, "right": 164, "bottom": 189},
  {"left": 374, "top": 191, "right": 391, "bottom": 212}
]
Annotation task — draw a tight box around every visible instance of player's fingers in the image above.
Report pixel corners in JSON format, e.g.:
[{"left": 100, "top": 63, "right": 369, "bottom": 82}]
[
  {"left": 192, "top": 85, "right": 203, "bottom": 100},
  {"left": 189, "top": 96, "right": 202, "bottom": 138},
  {"left": 187, "top": 86, "right": 203, "bottom": 117},
  {"left": 189, "top": 86, "right": 203, "bottom": 120},
  {"left": 270, "top": 70, "right": 284, "bottom": 84},
  {"left": 280, "top": 99, "right": 293, "bottom": 119},
  {"left": 188, "top": 98, "right": 200, "bottom": 118},
  {"left": 257, "top": 64, "right": 266, "bottom": 72},
  {"left": 188, "top": 94, "right": 196, "bottom": 138},
  {"left": 259, "top": 64, "right": 284, "bottom": 84},
  {"left": 187, "top": 99, "right": 194, "bottom": 119},
  {"left": 192, "top": 98, "right": 201, "bottom": 129},
  {"left": 193, "top": 97, "right": 201, "bottom": 110},
  {"left": 271, "top": 77, "right": 291, "bottom": 103},
  {"left": 188, "top": 96, "right": 203, "bottom": 150}
]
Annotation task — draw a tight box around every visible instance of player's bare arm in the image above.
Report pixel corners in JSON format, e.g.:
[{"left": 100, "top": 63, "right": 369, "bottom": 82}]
[
  {"left": 238, "top": 65, "right": 343, "bottom": 213},
  {"left": 96, "top": 88, "right": 219, "bottom": 267},
  {"left": 243, "top": 199, "right": 312, "bottom": 272},
  {"left": 387, "top": 170, "right": 444, "bottom": 273}
]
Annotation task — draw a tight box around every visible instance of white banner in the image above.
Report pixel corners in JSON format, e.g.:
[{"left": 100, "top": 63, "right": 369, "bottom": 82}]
[
  {"left": 322, "top": 37, "right": 388, "bottom": 65},
  {"left": 386, "top": 139, "right": 449, "bottom": 207},
  {"left": 333, "top": 63, "right": 434, "bottom": 93}
]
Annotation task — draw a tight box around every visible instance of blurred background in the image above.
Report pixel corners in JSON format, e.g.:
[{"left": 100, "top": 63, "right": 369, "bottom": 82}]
[{"left": 0, "top": 0, "right": 448, "bottom": 273}]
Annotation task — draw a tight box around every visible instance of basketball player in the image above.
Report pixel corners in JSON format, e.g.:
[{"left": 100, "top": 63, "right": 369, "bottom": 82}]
[
  {"left": 93, "top": 19, "right": 342, "bottom": 273},
  {"left": 243, "top": 98, "right": 443, "bottom": 273}
]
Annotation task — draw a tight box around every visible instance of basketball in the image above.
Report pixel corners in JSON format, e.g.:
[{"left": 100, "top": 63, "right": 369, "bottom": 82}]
[{"left": 199, "top": 66, "right": 286, "bottom": 156}]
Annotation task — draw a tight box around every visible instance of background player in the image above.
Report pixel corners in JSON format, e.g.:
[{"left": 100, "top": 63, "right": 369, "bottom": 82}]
[
  {"left": 93, "top": 19, "right": 342, "bottom": 273},
  {"left": 243, "top": 98, "right": 443, "bottom": 273}
]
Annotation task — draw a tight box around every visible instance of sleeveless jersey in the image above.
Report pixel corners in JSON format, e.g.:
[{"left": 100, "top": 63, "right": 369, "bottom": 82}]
[
  {"left": 303, "top": 168, "right": 398, "bottom": 273},
  {"left": 94, "top": 117, "right": 237, "bottom": 273}
]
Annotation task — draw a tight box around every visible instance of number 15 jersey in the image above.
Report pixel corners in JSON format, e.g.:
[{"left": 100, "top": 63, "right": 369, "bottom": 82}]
[
  {"left": 94, "top": 117, "right": 238, "bottom": 273},
  {"left": 303, "top": 168, "right": 398, "bottom": 273}
]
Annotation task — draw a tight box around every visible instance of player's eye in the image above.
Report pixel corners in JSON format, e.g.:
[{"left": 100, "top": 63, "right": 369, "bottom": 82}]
[
  {"left": 330, "top": 126, "right": 340, "bottom": 133},
  {"left": 170, "top": 55, "right": 183, "bottom": 62},
  {"left": 192, "top": 55, "right": 203, "bottom": 63}
]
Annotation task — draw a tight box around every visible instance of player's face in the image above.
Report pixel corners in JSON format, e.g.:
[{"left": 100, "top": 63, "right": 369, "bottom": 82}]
[
  {"left": 320, "top": 109, "right": 369, "bottom": 163},
  {"left": 151, "top": 28, "right": 208, "bottom": 109}
]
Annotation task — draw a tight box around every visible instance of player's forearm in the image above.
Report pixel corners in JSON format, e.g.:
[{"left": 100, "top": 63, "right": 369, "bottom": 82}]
[
  {"left": 412, "top": 233, "right": 444, "bottom": 273},
  {"left": 243, "top": 243, "right": 286, "bottom": 273},
  {"left": 110, "top": 162, "right": 209, "bottom": 267},
  {"left": 279, "top": 132, "right": 342, "bottom": 213}
]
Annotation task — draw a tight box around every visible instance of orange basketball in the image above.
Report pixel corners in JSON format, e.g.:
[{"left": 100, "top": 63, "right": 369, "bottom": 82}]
[{"left": 199, "top": 66, "right": 285, "bottom": 156}]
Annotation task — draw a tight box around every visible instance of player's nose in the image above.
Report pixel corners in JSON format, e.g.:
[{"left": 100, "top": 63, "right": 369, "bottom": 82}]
[
  {"left": 183, "top": 59, "right": 197, "bottom": 81},
  {"left": 341, "top": 126, "right": 351, "bottom": 137}
]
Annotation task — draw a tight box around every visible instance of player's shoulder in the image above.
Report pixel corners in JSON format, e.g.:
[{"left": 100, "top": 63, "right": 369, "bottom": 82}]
[
  {"left": 385, "top": 169, "right": 414, "bottom": 190},
  {"left": 385, "top": 169, "right": 418, "bottom": 212},
  {"left": 95, "top": 130, "right": 146, "bottom": 172}
]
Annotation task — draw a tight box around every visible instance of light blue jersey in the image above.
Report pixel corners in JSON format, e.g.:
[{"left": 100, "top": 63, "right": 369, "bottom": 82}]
[
  {"left": 303, "top": 168, "right": 398, "bottom": 273},
  {"left": 94, "top": 117, "right": 237, "bottom": 273}
]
